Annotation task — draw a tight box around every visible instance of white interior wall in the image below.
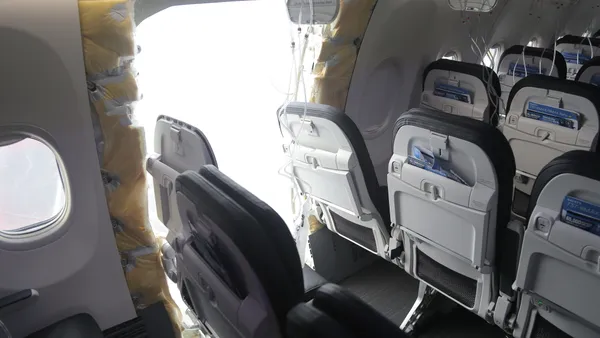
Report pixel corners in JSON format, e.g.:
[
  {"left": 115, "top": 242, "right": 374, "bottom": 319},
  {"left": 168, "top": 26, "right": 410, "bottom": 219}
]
[{"left": 346, "top": 0, "right": 600, "bottom": 185}]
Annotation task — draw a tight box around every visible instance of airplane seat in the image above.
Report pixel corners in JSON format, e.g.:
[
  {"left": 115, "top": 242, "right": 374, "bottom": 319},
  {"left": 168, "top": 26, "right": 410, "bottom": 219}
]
[
  {"left": 502, "top": 75, "right": 600, "bottom": 219},
  {"left": 420, "top": 59, "right": 501, "bottom": 125},
  {"left": 513, "top": 151, "right": 600, "bottom": 338},
  {"left": 173, "top": 165, "right": 407, "bottom": 338},
  {"left": 277, "top": 102, "right": 391, "bottom": 257},
  {"left": 388, "top": 108, "right": 516, "bottom": 319},
  {"left": 575, "top": 56, "right": 600, "bottom": 86},
  {"left": 555, "top": 35, "right": 600, "bottom": 80},
  {"left": 497, "top": 45, "right": 567, "bottom": 114},
  {"left": 26, "top": 314, "right": 103, "bottom": 338}
]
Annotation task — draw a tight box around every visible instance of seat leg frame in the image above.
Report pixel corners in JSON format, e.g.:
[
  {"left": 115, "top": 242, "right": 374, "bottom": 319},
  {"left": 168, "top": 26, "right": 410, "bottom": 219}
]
[{"left": 400, "top": 281, "right": 437, "bottom": 335}]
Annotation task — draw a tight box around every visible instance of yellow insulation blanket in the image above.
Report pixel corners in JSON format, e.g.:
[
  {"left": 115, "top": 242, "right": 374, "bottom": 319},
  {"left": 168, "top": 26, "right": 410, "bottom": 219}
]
[
  {"left": 311, "top": 0, "right": 378, "bottom": 109},
  {"left": 78, "top": 0, "right": 181, "bottom": 335}
]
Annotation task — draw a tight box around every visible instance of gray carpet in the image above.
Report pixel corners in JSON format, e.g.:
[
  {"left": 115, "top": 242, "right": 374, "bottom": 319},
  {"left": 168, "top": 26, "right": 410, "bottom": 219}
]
[
  {"left": 339, "top": 259, "right": 419, "bottom": 326},
  {"left": 339, "top": 258, "right": 507, "bottom": 338}
]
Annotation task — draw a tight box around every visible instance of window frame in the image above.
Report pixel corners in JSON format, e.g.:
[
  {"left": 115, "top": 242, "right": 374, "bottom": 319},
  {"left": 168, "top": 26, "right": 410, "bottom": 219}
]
[
  {"left": 441, "top": 50, "right": 461, "bottom": 61},
  {"left": 0, "top": 131, "right": 69, "bottom": 240}
]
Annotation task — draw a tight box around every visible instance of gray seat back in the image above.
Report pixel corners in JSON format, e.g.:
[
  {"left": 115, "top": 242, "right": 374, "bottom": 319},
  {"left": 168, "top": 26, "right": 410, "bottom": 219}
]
[
  {"left": 555, "top": 35, "right": 600, "bottom": 80},
  {"left": 420, "top": 59, "right": 501, "bottom": 125},
  {"left": 497, "top": 45, "right": 566, "bottom": 115},
  {"left": 277, "top": 102, "right": 390, "bottom": 257},
  {"left": 502, "top": 75, "right": 600, "bottom": 218},
  {"left": 514, "top": 151, "right": 600, "bottom": 338},
  {"left": 576, "top": 56, "right": 600, "bottom": 86},
  {"left": 388, "top": 108, "right": 515, "bottom": 317}
]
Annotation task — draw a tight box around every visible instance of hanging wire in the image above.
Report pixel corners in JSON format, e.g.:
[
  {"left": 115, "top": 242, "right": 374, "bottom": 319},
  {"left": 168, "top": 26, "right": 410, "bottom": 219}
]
[{"left": 277, "top": 0, "right": 317, "bottom": 223}]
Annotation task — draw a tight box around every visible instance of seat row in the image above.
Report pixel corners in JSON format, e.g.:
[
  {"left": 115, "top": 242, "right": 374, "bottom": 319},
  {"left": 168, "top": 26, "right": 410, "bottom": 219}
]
[{"left": 277, "top": 48, "right": 600, "bottom": 337}]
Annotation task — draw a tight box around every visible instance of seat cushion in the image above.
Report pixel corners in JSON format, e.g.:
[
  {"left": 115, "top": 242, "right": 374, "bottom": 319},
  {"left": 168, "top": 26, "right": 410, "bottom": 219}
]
[
  {"left": 27, "top": 314, "right": 102, "bottom": 338},
  {"left": 302, "top": 265, "right": 328, "bottom": 301},
  {"left": 527, "top": 150, "right": 600, "bottom": 219},
  {"left": 176, "top": 170, "right": 304, "bottom": 327},
  {"left": 286, "top": 303, "right": 356, "bottom": 338},
  {"left": 198, "top": 165, "right": 304, "bottom": 300},
  {"left": 312, "top": 283, "right": 408, "bottom": 338}
]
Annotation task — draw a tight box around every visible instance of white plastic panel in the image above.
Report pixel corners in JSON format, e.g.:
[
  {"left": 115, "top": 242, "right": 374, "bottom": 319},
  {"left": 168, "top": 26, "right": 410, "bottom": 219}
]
[
  {"left": 0, "top": 0, "right": 136, "bottom": 335},
  {"left": 389, "top": 126, "right": 498, "bottom": 266},
  {"left": 513, "top": 294, "right": 600, "bottom": 338},
  {"left": 515, "top": 173, "right": 600, "bottom": 333},
  {"left": 503, "top": 86, "right": 598, "bottom": 179},
  {"left": 421, "top": 68, "right": 493, "bottom": 123}
]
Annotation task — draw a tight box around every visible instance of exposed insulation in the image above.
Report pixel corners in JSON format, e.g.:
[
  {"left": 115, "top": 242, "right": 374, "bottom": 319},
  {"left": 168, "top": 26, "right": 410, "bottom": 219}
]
[
  {"left": 311, "top": 0, "right": 378, "bottom": 109},
  {"left": 77, "top": 0, "right": 181, "bottom": 335}
]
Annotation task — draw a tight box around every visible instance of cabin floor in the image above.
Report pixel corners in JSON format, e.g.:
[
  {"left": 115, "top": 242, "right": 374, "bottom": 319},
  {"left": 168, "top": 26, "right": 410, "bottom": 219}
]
[{"left": 339, "top": 259, "right": 508, "bottom": 338}]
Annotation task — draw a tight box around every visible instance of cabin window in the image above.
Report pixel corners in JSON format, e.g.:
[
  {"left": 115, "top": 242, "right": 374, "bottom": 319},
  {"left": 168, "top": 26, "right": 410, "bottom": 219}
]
[
  {"left": 527, "top": 38, "right": 538, "bottom": 47},
  {"left": 0, "top": 137, "right": 66, "bottom": 234},
  {"left": 442, "top": 51, "right": 460, "bottom": 61},
  {"left": 482, "top": 44, "right": 501, "bottom": 69}
]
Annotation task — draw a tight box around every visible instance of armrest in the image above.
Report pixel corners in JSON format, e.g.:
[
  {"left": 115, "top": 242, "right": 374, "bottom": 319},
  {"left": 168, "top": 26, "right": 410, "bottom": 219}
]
[{"left": 0, "top": 289, "right": 38, "bottom": 317}]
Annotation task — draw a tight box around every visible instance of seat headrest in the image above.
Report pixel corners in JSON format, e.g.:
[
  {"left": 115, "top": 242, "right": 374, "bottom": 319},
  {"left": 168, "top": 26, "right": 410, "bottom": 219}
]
[
  {"left": 527, "top": 151, "right": 600, "bottom": 219},
  {"left": 556, "top": 35, "right": 600, "bottom": 48},
  {"left": 394, "top": 108, "right": 516, "bottom": 229},
  {"left": 575, "top": 56, "right": 600, "bottom": 85},
  {"left": 421, "top": 59, "right": 501, "bottom": 125},
  {"left": 555, "top": 35, "right": 600, "bottom": 79},
  {"left": 498, "top": 45, "right": 567, "bottom": 79},
  {"left": 506, "top": 75, "right": 600, "bottom": 127}
]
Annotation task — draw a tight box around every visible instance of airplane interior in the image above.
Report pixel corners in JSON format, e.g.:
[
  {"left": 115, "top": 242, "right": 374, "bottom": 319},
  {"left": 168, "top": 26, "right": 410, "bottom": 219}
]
[{"left": 2, "top": 0, "right": 600, "bottom": 337}]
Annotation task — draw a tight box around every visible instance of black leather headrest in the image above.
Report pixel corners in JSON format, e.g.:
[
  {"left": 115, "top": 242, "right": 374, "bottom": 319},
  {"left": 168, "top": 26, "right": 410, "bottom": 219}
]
[{"left": 499, "top": 45, "right": 567, "bottom": 79}]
